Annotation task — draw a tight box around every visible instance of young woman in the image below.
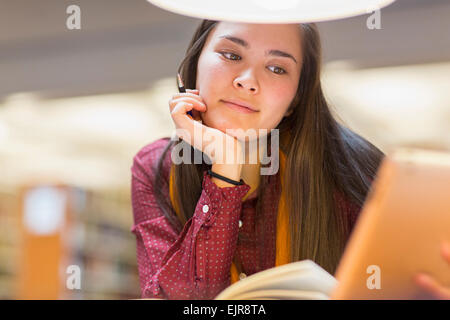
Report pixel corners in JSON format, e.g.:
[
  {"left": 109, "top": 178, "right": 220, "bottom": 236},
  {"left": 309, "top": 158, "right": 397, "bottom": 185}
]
[{"left": 131, "top": 20, "right": 449, "bottom": 300}]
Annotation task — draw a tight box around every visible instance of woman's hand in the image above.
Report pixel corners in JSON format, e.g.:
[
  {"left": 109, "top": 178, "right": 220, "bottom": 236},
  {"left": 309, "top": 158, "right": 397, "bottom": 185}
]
[
  {"left": 413, "top": 241, "right": 450, "bottom": 299},
  {"left": 169, "top": 89, "right": 243, "bottom": 169}
]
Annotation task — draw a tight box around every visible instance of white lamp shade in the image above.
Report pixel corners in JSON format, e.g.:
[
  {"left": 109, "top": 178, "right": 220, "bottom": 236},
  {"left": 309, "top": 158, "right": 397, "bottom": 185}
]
[{"left": 147, "top": 0, "right": 396, "bottom": 23}]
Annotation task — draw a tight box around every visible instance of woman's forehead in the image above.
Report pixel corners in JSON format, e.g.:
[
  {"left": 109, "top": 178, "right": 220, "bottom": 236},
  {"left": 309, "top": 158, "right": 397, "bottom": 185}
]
[
  {"left": 214, "top": 22, "right": 300, "bottom": 38},
  {"left": 208, "top": 22, "right": 303, "bottom": 57}
]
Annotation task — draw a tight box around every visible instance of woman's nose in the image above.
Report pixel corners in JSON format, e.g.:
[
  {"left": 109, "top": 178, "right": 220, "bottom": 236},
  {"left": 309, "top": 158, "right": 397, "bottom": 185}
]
[{"left": 233, "top": 73, "right": 259, "bottom": 94}]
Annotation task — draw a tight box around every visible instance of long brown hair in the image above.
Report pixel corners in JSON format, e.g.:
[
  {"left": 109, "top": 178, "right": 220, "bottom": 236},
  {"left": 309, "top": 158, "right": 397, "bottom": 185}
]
[{"left": 153, "top": 20, "right": 384, "bottom": 275}]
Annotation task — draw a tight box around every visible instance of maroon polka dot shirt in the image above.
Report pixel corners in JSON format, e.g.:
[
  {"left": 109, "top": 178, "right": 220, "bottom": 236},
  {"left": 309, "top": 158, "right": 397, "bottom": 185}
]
[{"left": 131, "top": 138, "right": 361, "bottom": 300}]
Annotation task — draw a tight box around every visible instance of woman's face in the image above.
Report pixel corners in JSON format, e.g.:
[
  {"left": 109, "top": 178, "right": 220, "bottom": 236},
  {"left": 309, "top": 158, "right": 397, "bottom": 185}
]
[{"left": 196, "top": 22, "right": 303, "bottom": 141}]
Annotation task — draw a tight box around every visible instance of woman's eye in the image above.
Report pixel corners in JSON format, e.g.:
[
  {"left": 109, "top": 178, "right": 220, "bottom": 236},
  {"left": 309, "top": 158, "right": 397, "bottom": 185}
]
[
  {"left": 268, "top": 66, "right": 287, "bottom": 75},
  {"left": 221, "top": 52, "right": 241, "bottom": 61},
  {"left": 220, "top": 52, "right": 287, "bottom": 75}
]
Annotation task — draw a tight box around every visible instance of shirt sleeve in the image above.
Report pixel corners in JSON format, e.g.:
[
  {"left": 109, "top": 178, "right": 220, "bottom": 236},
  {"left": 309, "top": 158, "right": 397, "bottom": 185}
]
[{"left": 130, "top": 142, "right": 251, "bottom": 300}]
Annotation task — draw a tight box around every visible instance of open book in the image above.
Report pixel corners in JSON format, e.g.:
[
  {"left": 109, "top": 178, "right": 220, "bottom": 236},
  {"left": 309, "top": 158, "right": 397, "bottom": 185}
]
[{"left": 214, "top": 260, "right": 337, "bottom": 300}]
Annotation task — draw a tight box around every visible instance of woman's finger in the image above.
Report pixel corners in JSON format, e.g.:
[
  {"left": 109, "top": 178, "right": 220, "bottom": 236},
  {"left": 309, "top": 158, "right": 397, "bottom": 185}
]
[
  {"left": 170, "top": 96, "right": 206, "bottom": 109},
  {"left": 186, "top": 89, "right": 203, "bottom": 121},
  {"left": 441, "top": 241, "right": 450, "bottom": 264},
  {"left": 171, "top": 102, "right": 205, "bottom": 132},
  {"left": 414, "top": 273, "right": 450, "bottom": 300},
  {"left": 171, "top": 102, "right": 209, "bottom": 152},
  {"left": 168, "top": 93, "right": 202, "bottom": 111},
  {"left": 171, "top": 101, "right": 196, "bottom": 140},
  {"left": 171, "top": 101, "right": 195, "bottom": 119},
  {"left": 169, "top": 97, "right": 207, "bottom": 113},
  {"left": 171, "top": 91, "right": 200, "bottom": 100}
]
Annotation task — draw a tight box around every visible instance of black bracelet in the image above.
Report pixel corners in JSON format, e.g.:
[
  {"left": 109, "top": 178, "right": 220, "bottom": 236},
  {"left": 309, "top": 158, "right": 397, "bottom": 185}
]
[{"left": 207, "top": 169, "right": 244, "bottom": 186}]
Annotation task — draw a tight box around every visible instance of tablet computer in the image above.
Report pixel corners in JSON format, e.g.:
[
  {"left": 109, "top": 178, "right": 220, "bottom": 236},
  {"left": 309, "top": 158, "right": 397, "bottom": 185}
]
[{"left": 330, "top": 147, "right": 450, "bottom": 299}]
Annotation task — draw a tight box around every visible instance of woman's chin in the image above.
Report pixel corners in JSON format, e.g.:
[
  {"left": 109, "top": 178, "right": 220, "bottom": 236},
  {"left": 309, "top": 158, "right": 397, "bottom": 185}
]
[
  {"left": 224, "top": 130, "right": 259, "bottom": 143},
  {"left": 221, "top": 126, "right": 254, "bottom": 140},
  {"left": 201, "top": 115, "right": 260, "bottom": 140}
]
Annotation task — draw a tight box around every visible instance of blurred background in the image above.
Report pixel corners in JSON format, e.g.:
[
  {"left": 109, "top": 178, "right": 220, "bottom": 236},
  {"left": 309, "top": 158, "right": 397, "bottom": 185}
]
[{"left": 0, "top": 0, "right": 449, "bottom": 299}]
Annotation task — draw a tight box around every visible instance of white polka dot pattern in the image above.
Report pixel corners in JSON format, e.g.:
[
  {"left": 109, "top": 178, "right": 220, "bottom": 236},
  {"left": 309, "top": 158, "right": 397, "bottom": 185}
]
[
  {"left": 131, "top": 138, "right": 255, "bottom": 299},
  {"left": 130, "top": 138, "right": 363, "bottom": 299}
]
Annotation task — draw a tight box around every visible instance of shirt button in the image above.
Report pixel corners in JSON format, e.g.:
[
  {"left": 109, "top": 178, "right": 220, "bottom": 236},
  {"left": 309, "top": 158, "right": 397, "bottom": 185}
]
[
  {"left": 239, "top": 273, "right": 247, "bottom": 280},
  {"left": 238, "top": 220, "right": 243, "bottom": 228},
  {"left": 202, "top": 205, "right": 209, "bottom": 213}
]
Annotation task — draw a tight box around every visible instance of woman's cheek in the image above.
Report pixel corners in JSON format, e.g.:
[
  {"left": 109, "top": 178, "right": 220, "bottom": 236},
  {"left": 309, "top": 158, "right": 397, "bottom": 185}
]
[
  {"left": 201, "top": 55, "right": 228, "bottom": 77},
  {"left": 258, "top": 113, "right": 284, "bottom": 133},
  {"left": 272, "top": 84, "right": 296, "bottom": 103},
  {"left": 200, "top": 106, "right": 226, "bottom": 130}
]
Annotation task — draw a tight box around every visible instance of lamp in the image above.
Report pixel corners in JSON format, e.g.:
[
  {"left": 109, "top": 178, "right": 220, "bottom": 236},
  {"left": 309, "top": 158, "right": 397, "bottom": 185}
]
[{"left": 146, "top": 0, "right": 396, "bottom": 23}]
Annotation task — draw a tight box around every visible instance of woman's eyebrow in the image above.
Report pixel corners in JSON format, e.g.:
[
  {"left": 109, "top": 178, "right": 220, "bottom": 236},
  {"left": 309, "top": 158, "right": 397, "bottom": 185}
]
[{"left": 218, "top": 35, "right": 298, "bottom": 64}]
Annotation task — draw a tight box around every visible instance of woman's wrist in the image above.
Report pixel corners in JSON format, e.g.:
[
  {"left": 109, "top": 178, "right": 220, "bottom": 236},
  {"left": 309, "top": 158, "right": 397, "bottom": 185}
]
[
  {"left": 210, "top": 163, "right": 243, "bottom": 188},
  {"left": 209, "top": 137, "right": 244, "bottom": 188}
]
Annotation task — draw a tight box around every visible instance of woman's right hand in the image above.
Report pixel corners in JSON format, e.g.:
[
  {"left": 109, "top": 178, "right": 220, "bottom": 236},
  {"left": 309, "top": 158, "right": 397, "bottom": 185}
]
[{"left": 169, "top": 89, "right": 243, "bottom": 169}]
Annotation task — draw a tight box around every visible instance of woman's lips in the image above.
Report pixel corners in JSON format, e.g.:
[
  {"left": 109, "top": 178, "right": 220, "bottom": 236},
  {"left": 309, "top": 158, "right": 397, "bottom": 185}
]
[{"left": 221, "top": 100, "right": 258, "bottom": 114}]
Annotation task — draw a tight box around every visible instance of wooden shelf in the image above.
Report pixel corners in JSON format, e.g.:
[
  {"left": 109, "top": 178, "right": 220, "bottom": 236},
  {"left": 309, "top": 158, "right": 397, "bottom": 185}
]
[{"left": 0, "top": 185, "right": 140, "bottom": 299}]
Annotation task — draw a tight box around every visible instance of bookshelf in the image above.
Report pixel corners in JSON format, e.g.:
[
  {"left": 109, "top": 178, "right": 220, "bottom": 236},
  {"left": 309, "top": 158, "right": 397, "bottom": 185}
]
[
  {"left": 0, "top": 183, "right": 140, "bottom": 300},
  {"left": 0, "top": 186, "right": 19, "bottom": 299}
]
